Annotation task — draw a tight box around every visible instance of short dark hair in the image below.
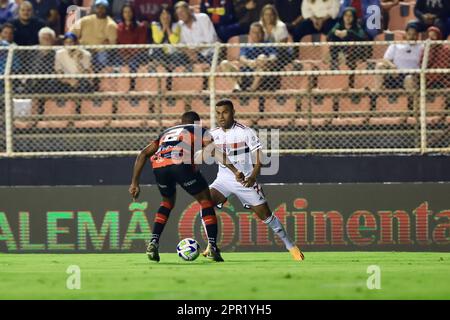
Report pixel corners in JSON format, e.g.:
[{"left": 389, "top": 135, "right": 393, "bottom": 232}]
[
  {"left": 121, "top": 4, "right": 138, "bottom": 28},
  {"left": 215, "top": 99, "right": 234, "bottom": 110},
  {"left": 181, "top": 111, "right": 200, "bottom": 124},
  {"left": 0, "top": 22, "right": 14, "bottom": 32},
  {"left": 156, "top": 3, "right": 175, "bottom": 24}
]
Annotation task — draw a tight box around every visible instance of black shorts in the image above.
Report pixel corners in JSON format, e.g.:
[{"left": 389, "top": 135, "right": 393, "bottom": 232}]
[{"left": 153, "top": 164, "right": 208, "bottom": 198}]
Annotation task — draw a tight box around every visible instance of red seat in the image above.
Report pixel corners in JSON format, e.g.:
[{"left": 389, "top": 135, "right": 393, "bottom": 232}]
[
  {"left": 299, "top": 34, "right": 326, "bottom": 62},
  {"left": 190, "top": 99, "right": 210, "bottom": 114},
  {"left": 162, "top": 119, "right": 180, "bottom": 127},
  {"left": 162, "top": 98, "right": 186, "bottom": 114},
  {"left": 215, "top": 77, "right": 236, "bottom": 92},
  {"left": 294, "top": 95, "right": 334, "bottom": 126},
  {"left": 407, "top": 95, "right": 446, "bottom": 125},
  {"left": 37, "top": 100, "right": 77, "bottom": 128},
  {"left": 332, "top": 94, "right": 371, "bottom": 126},
  {"left": 263, "top": 97, "right": 297, "bottom": 113},
  {"left": 99, "top": 66, "right": 130, "bottom": 92},
  {"left": 317, "top": 74, "right": 349, "bottom": 90},
  {"left": 172, "top": 65, "right": 204, "bottom": 92},
  {"left": 110, "top": 99, "right": 149, "bottom": 128},
  {"left": 280, "top": 62, "right": 311, "bottom": 91},
  {"left": 135, "top": 65, "right": 166, "bottom": 93},
  {"left": 234, "top": 98, "right": 260, "bottom": 114},
  {"left": 354, "top": 63, "right": 376, "bottom": 90},
  {"left": 369, "top": 94, "right": 409, "bottom": 125},
  {"left": 388, "top": 3, "right": 416, "bottom": 31},
  {"left": 74, "top": 99, "right": 113, "bottom": 128}
]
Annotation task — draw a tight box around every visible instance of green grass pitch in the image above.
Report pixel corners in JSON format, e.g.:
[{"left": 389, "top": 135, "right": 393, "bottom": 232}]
[{"left": 1, "top": 252, "right": 450, "bottom": 299}]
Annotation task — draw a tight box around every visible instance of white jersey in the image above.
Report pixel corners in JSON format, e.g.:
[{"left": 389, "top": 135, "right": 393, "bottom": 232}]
[{"left": 210, "top": 121, "right": 262, "bottom": 178}]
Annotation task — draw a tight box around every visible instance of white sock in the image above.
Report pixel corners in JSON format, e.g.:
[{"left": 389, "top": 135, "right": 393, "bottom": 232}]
[{"left": 263, "top": 215, "right": 295, "bottom": 250}]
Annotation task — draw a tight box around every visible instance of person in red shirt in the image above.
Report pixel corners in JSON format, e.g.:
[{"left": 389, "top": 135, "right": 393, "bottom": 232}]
[
  {"left": 117, "top": 4, "right": 148, "bottom": 44},
  {"left": 116, "top": 4, "right": 149, "bottom": 78}
]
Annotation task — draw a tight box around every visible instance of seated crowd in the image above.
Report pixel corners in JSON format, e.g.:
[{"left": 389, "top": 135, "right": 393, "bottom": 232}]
[{"left": 0, "top": 0, "right": 449, "bottom": 95}]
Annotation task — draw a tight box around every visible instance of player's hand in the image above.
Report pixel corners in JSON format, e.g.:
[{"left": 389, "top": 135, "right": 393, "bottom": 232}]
[
  {"left": 242, "top": 175, "right": 256, "bottom": 188},
  {"left": 129, "top": 184, "right": 140, "bottom": 201},
  {"left": 235, "top": 171, "right": 245, "bottom": 183}
]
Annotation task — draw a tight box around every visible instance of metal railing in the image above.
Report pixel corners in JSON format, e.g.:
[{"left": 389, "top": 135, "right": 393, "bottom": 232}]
[{"left": 0, "top": 40, "right": 449, "bottom": 157}]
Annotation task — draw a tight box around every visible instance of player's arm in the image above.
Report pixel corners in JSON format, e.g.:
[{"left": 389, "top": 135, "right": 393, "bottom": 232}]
[
  {"left": 129, "top": 141, "right": 159, "bottom": 200},
  {"left": 243, "top": 148, "right": 262, "bottom": 187},
  {"left": 201, "top": 138, "right": 245, "bottom": 183},
  {"left": 242, "top": 128, "right": 263, "bottom": 187}
]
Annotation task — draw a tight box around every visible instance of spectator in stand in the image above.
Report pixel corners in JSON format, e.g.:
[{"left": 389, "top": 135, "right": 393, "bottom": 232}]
[
  {"left": 0, "top": 0, "right": 17, "bottom": 24},
  {"left": 29, "top": 0, "right": 60, "bottom": 35},
  {"left": 70, "top": 0, "right": 117, "bottom": 45},
  {"left": 55, "top": 32, "right": 94, "bottom": 93},
  {"left": 0, "top": 22, "right": 14, "bottom": 44},
  {"left": 380, "top": 0, "right": 399, "bottom": 30},
  {"left": 291, "top": 0, "right": 340, "bottom": 42},
  {"left": 117, "top": 4, "right": 148, "bottom": 69},
  {"left": 200, "top": 0, "right": 236, "bottom": 42},
  {"left": 259, "top": 4, "right": 288, "bottom": 42},
  {"left": 150, "top": 4, "right": 184, "bottom": 90},
  {"left": 176, "top": 1, "right": 217, "bottom": 66},
  {"left": 26, "top": 27, "right": 57, "bottom": 93},
  {"left": 338, "top": 0, "right": 381, "bottom": 39},
  {"left": 414, "top": 0, "right": 449, "bottom": 37},
  {"left": 212, "top": 0, "right": 272, "bottom": 42},
  {"left": 274, "top": 0, "right": 303, "bottom": 34},
  {"left": 11, "top": 1, "right": 46, "bottom": 45},
  {"left": 327, "top": 6, "right": 367, "bottom": 89},
  {"left": 424, "top": 26, "right": 450, "bottom": 88},
  {"left": 375, "top": 22, "right": 423, "bottom": 91},
  {"left": 150, "top": 4, "right": 183, "bottom": 68},
  {"left": 259, "top": 4, "right": 291, "bottom": 67},
  {"left": 117, "top": 4, "right": 148, "bottom": 45},
  {"left": 70, "top": 0, "right": 117, "bottom": 71},
  {"left": 220, "top": 22, "right": 279, "bottom": 92},
  {"left": 132, "top": 0, "right": 174, "bottom": 23}
]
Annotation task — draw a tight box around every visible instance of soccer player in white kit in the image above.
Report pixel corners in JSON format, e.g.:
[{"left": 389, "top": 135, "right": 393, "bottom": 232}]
[{"left": 203, "top": 99, "right": 304, "bottom": 261}]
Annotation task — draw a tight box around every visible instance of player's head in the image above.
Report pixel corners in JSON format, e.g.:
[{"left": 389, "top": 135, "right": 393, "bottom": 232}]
[
  {"left": 181, "top": 111, "right": 200, "bottom": 124},
  {"left": 405, "top": 21, "right": 419, "bottom": 41},
  {"left": 215, "top": 99, "right": 235, "bottom": 129}
]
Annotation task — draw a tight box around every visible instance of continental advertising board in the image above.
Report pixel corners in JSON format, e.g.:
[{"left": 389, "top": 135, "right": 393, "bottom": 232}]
[{"left": 0, "top": 184, "right": 449, "bottom": 252}]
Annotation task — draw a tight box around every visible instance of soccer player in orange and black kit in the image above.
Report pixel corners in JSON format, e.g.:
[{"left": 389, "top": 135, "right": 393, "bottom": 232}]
[{"left": 129, "top": 111, "right": 243, "bottom": 262}]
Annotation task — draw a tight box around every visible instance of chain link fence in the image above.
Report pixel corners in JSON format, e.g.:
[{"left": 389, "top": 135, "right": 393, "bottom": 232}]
[{"left": 1, "top": 40, "right": 449, "bottom": 157}]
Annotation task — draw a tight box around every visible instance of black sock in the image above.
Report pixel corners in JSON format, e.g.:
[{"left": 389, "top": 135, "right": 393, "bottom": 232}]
[
  {"left": 200, "top": 200, "right": 218, "bottom": 248},
  {"left": 150, "top": 201, "right": 173, "bottom": 244}
]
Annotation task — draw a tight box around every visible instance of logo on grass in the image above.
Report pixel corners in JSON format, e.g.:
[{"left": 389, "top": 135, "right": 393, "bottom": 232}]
[
  {"left": 366, "top": 265, "right": 381, "bottom": 290},
  {"left": 66, "top": 265, "right": 81, "bottom": 290}
]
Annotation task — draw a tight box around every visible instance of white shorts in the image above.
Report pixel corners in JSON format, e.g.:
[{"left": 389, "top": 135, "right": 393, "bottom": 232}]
[{"left": 210, "top": 175, "right": 267, "bottom": 208}]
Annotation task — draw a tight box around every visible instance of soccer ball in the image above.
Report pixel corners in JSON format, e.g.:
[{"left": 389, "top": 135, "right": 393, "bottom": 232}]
[{"left": 177, "top": 238, "right": 200, "bottom": 261}]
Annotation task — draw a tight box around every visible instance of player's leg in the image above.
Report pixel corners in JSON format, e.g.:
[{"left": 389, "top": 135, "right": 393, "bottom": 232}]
[
  {"left": 149, "top": 194, "right": 176, "bottom": 246},
  {"left": 175, "top": 165, "right": 224, "bottom": 262},
  {"left": 210, "top": 187, "right": 228, "bottom": 207},
  {"left": 146, "top": 167, "right": 177, "bottom": 262},
  {"left": 235, "top": 182, "right": 304, "bottom": 261},
  {"left": 251, "top": 202, "right": 304, "bottom": 261}
]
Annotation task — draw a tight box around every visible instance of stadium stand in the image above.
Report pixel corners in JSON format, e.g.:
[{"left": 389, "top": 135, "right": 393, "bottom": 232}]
[{"left": 1, "top": 0, "right": 450, "bottom": 156}]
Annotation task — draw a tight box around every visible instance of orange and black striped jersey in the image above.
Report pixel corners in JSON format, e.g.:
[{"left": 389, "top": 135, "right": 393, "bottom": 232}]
[{"left": 150, "top": 124, "right": 212, "bottom": 169}]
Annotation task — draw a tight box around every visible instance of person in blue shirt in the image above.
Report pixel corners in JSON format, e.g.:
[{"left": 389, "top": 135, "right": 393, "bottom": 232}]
[
  {"left": 0, "top": 0, "right": 16, "bottom": 24},
  {"left": 338, "top": 0, "right": 382, "bottom": 39}
]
